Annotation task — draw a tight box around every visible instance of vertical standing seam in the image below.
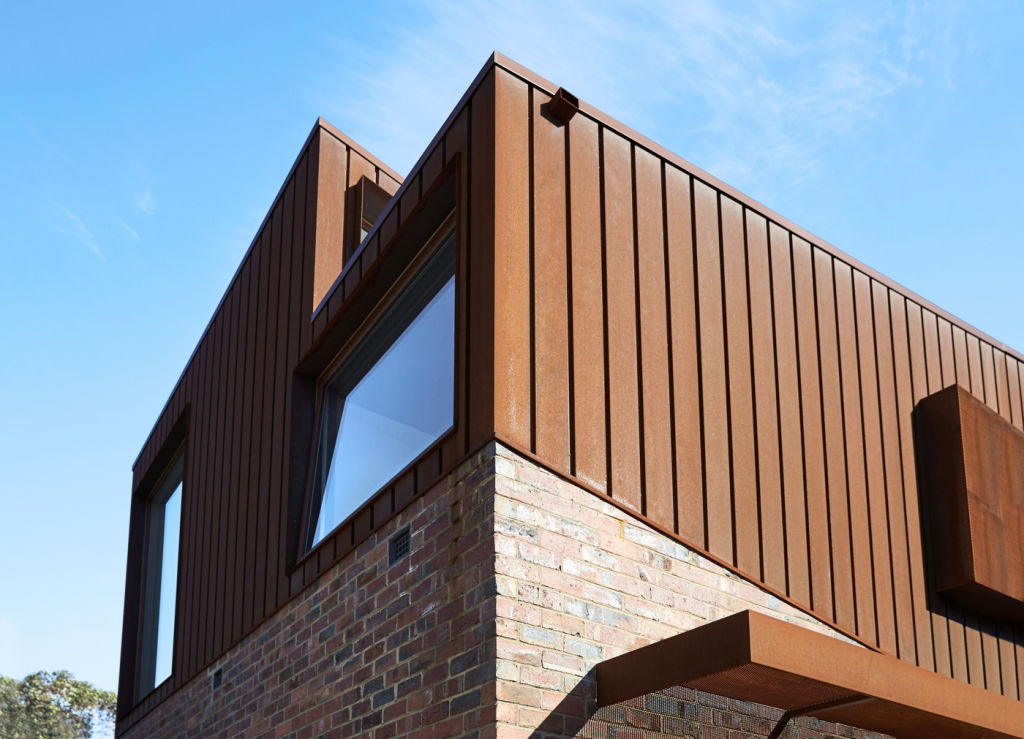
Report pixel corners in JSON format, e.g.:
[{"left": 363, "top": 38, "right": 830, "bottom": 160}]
[
  {"left": 850, "top": 269, "right": 882, "bottom": 648},
  {"left": 766, "top": 220, "right": 789, "bottom": 596},
  {"left": 564, "top": 117, "right": 576, "bottom": 477},
  {"left": 810, "top": 247, "right": 838, "bottom": 623},
  {"left": 867, "top": 279, "right": 902, "bottom": 660},
  {"left": 527, "top": 86, "right": 537, "bottom": 454},
  {"left": 885, "top": 290, "right": 922, "bottom": 666},
  {"left": 831, "top": 256, "right": 860, "bottom": 635},
  {"left": 716, "top": 192, "right": 737, "bottom": 566},
  {"left": 631, "top": 144, "right": 648, "bottom": 516},
  {"left": 248, "top": 224, "right": 271, "bottom": 638},
  {"left": 689, "top": 177, "right": 708, "bottom": 551},
  {"left": 597, "top": 127, "right": 613, "bottom": 499},
  {"left": 740, "top": 209, "right": 765, "bottom": 582},
  {"left": 786, "top": 232, "right": 815, "bottom": 610},
  {"left": 911, "top": 304, "right": 940, "bottom": 671},
  {"left": 462, "top": 99, "right": 472, "bottom": 456},
  {"left": 661, "top": 162, "right": 680, "bottom": 535},
  {"left": 230, "top": 257, "right": 251, "bottom": 645}
]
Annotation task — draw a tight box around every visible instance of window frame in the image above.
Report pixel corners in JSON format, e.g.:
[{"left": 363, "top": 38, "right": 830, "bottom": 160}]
[
  {"left": 300, "top": 224, "right": 458, "bottom": 556},
  {"left": 136, "top": 444, "right": 185, "bottom": 699}
]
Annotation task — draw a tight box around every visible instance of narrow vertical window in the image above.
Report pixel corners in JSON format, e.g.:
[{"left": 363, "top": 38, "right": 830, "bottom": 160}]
[
  {"left": 307, "top": 232, "right": 456, "bottom": 550},
  {"left": 138, "top": 451, "right": 183, "bottom": 696}
]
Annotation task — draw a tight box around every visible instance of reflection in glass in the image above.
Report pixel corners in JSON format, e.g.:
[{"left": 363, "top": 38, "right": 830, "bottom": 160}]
[
  {"left": 139, "top": 452, "right": 183, "bottom": 697},
  {"left": 154, "top": 483, "right": 180, "bottom": 687},
  {"left": 309, "top": 240, "right": 455, "bottom": 549}
]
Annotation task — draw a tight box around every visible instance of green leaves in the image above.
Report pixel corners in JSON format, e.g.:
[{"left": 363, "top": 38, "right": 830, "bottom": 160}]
[{"left": 0, "top": 671, "right": 116, "bottom": 738}]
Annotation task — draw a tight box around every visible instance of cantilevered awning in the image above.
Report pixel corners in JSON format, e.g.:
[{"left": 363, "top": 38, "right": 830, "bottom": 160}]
[{"left": 597, "top": 610, "right": 1024, "bottom": 739}]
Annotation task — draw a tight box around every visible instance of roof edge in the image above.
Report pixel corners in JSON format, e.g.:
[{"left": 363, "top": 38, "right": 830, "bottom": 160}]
[
  {"left": 315, "top": 117, "right": 404, "bottom": 184},
  {"left": 132, "top": 118, "right": 400, "bottom": 473},
  {"left": 311, "top": 52, "right": 502, "bottom": 323},
  {"left": 489, "top": 52, "right": 1024, "bottom": 364}
]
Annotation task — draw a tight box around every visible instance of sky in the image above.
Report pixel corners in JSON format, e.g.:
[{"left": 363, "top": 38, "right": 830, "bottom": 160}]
[{"left": 1, "top": 0, "right": 1022, "bottom": 697}]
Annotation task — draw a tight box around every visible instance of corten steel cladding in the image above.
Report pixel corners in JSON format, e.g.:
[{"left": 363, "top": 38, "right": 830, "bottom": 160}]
[
  {"left": 487, "top": 53, "right": 1024, "bottom": 699},
  {"left": 118, "top": 59, "right": 500, "bottom": 720},
  {"left": 597, "top": 611, "right": 1024, "bottom": 739},
  {"left": 914, "top": 384, "right": 1024, "bottom": 621},
  {"left": 120, "top": 52, "right": 1024, "bottom": 731}
]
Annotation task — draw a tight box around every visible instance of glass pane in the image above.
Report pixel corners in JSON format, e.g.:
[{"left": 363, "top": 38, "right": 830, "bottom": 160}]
[
  {"left": 312, "top": 274, "right": 455, "bottom": 546},
  {"left": 154, "top": 482, "right": 181, "bottom": 687}
]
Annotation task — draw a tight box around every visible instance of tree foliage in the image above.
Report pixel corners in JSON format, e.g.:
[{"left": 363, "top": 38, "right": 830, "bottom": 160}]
[{"left": 0, "top": 671, "right": 116, "bottom": 738}]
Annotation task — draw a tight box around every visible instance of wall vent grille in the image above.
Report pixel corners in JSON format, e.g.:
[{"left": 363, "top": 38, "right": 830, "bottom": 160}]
[{"left": 389, "top": 526, "right": 411, "bottom": 566}]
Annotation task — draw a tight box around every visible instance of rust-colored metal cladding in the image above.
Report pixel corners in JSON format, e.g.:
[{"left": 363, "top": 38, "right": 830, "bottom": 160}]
[
  {"left": 487, "top": 54, "right": 1024, "bottom": 698},
  {"left": 531, "top": 85, "right": 571, "bottom": 474},
  {"left": 492, "top": 68, "right": 531, "bottom": 452},
  {"left": 914, "top": 383, "right": 1024, "bottom": 621},
  {"left": 601, "top": 127, "right": 642, "bottom": 512},
  {"left": 118, "top": 75, "right": 490, "bottom": 719},
  {"left": 119, "top": 53, "right": 1024, "bottom": 735},
  {"left": 596, "top": 610, "right": 1024, "bottom": 739},
  {"left": 567, "top": 112, "right": 606, "bottom": 492},
  {"left": 343, "top": 175, "right": 392, "bottom": 266},
  {"left": 312, "top": 124, "right": 402, "bottom": 312}
]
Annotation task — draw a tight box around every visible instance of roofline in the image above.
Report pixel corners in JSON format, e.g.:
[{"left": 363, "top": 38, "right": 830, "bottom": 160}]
[
  {"left": 312, "top": 52, "right": 503, "bottom": 321},
  {"left": 132, "top": 118, "right": 402, "bottom": 471},
  {"left": 316, "top": 117, "right": 404, "bottom": 184},
  {"left": 137, "top": 50, "right": 1024, "bottom": 471},
  {"left": 489, "top": 52, "right": 1024, "bottom": 364}
]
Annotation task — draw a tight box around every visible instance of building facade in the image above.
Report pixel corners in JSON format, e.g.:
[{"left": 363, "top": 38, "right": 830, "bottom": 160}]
[{"left": 117, "top": 54, "right": 1024, "bottom": 738}]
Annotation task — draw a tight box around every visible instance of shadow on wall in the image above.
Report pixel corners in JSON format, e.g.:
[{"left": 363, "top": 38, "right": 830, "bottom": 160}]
[
  {"left": 526, "top": 671, "right": 892, "bottom": 738},
  {"left": 528, "top": 668, "right": 597, "bottom": 738},
  {"left": 910, "top": 393, "right": 1024, "bottom": 670}
]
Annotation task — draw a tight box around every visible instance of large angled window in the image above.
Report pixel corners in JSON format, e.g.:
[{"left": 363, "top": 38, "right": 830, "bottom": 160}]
[
  {"left": 139, "top": 450, "right": 183, "bottom": 697},
  {"left": 307, "top": 233, "right": 455, "bottom": 550}
]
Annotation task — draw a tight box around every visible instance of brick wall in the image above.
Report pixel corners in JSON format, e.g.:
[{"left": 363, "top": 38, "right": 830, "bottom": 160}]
[
  {"left": 117, "top": 446, "right": 498, "bottom": 739},
  {"left": 119, "top": 442, "right": 891, "bottom": 738},
  {"left": 490, "top": 444, "right": 890, "bottom": 739}
]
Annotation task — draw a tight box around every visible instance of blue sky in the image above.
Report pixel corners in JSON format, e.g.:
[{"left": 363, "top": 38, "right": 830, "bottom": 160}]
[{"left": 1, "top": 1, "right": 1021, "bottom": 695}]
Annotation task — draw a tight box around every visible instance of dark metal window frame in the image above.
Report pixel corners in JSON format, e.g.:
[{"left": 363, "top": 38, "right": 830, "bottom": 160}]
[
  {"left": 301, "top": 230, "right": 457, "bottom": 554},
  {"left": 137, "top": 444, "right": 185, "bottom": 698}
]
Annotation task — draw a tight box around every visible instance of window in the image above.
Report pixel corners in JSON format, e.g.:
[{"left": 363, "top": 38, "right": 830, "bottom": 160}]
[
  {"left": 138, "top": 451, "right": 183, "bottom": 697},
  {"left": 345, "top": 176, "right": 392, "bottom": 267},
  {"left": 306, "top": 232, "right": 455, "bottom": 550}
]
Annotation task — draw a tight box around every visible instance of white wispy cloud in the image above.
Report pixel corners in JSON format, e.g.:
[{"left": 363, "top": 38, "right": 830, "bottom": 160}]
[
  {"left": 314, "top": 0, "right": 962, "bottom": 196},
  {"left": 56, "top": 204, "right": 101, "bottom": 256},
  {"left": 119, "top": 219, "right": 140, "bottom": 242},
  {"left": 137, "top": 190, "right": 156, "bottom": 215}
]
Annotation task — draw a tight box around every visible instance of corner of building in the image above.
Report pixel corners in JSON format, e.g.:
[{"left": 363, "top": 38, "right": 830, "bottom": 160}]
[
  {"left": 489, "top": 443, "right": 887, "bottom": 738},
  {"left": 118, "top": 443, "right": 505, "bottom": 738}
]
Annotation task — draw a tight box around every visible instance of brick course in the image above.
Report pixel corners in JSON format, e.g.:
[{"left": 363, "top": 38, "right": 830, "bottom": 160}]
[
  {"left": 489, "top": 444, "right": 889, "bottom": 739},
  {"left": 119, "top": 443, "right": 891, "bottom": 738},
  {"left": 118, "top": 446, "right": 499, "bottom": 739}
]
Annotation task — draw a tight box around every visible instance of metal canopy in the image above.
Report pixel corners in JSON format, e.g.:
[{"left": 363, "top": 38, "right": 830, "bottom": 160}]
[{"left": 596, "top": 610, "right": 1024, "bottom": 739}]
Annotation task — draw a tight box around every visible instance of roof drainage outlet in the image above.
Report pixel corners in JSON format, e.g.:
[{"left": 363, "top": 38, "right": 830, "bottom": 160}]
[{"left": 546, "top": 87, "right": 579, "bottom": 125}]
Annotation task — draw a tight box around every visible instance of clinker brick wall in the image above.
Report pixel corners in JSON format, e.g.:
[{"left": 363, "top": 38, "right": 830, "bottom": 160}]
[
  {"left": 117, "top": 446, "right": 498, "bottom": 739},
  {"left": 118, "top": 442, "right": 891, "bottom": 738},
  {"left": 490, "top": 444, "right": 890, "bottom": 739}
]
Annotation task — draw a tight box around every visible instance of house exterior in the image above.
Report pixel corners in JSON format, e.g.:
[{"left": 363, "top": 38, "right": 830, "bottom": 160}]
[{"left": 116, "top": 54, "right": 1024, "bottom": 738}]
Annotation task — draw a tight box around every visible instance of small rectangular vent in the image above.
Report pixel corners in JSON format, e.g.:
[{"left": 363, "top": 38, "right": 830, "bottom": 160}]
[
  {"left": 212, "top": 668, "right": 222, "bottom": 689},
  {"left": 389, "top": 526, "right": 411, "bottom": 566}
]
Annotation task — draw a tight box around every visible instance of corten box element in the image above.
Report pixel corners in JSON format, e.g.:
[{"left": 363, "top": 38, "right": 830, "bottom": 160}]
[{"left": 915, "top": 384, "right": 1024, "bottom": 621}]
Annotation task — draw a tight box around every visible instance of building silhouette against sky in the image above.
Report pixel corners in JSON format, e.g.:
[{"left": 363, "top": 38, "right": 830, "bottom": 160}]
[{"left": 116, "top": 54, "right": 1024, "bottom": 738}]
